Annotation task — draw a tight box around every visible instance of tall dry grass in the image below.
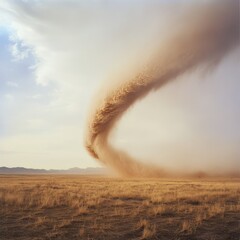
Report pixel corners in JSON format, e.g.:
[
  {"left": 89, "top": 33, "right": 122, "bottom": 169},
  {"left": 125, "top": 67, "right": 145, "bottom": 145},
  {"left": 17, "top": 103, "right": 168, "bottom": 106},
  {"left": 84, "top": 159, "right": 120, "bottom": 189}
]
[{"left": 0, "top": 175, "right": 239, "bottom": 239}]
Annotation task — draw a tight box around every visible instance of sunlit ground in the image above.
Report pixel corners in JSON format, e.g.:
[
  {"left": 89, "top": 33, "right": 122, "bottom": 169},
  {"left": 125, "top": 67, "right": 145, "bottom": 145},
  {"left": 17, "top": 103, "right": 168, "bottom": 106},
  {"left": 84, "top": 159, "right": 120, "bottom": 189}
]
[{"left": 0, "top": 175, "right": 239, "bottom": 240}]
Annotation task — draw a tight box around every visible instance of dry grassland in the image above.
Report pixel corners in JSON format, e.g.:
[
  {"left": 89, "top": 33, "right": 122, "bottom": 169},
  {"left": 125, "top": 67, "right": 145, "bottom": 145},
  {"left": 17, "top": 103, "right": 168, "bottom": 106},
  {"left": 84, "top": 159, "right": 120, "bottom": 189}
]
[{"left": 0, "top": 175, "right": 239, "bottom": 240}]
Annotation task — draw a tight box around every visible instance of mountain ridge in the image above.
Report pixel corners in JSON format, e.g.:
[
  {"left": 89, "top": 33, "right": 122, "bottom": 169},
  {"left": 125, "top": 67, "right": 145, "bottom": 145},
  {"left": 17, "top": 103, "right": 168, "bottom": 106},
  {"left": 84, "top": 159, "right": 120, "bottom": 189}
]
[{"left": 0, "top": 166, "right": 107, "bottom": 175}]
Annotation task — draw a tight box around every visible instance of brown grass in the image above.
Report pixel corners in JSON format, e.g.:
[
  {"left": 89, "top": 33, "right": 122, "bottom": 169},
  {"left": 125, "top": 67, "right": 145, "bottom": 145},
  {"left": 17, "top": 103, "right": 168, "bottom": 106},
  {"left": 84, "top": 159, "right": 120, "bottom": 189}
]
[
  {"left": 137, "top": 219, "right": 156, "bottom": 239},
  {"left": 0, "top": 175, "right": 239, "bottom": 240}
]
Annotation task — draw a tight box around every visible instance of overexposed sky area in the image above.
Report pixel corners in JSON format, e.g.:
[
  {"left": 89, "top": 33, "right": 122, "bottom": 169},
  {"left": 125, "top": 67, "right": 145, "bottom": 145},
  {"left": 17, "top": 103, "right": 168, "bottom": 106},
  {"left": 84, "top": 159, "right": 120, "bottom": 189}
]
[{"left": 0, "top": 0, "right": 239, "bottom": 173}]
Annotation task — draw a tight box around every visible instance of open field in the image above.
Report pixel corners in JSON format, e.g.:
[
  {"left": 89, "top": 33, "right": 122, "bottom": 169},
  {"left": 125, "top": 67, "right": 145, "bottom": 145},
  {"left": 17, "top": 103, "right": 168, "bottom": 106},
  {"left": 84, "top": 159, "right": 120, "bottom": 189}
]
[{"left": 0, "top": 175, "right": 239, "bottom": 240}]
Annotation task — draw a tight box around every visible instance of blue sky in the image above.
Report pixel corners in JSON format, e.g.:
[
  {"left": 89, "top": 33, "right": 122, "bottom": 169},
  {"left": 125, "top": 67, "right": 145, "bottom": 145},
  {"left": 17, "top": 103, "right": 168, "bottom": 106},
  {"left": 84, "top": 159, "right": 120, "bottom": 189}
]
[{"left": 0, "top": 0, "right": 239, "bottom": 173}]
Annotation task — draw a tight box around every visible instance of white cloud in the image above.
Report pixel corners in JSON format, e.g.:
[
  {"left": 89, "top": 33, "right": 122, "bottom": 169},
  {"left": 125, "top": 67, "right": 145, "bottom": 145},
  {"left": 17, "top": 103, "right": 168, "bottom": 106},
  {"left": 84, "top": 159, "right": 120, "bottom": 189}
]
[{"left": 10, "top": 41, "right": 30, "bottom": 61}]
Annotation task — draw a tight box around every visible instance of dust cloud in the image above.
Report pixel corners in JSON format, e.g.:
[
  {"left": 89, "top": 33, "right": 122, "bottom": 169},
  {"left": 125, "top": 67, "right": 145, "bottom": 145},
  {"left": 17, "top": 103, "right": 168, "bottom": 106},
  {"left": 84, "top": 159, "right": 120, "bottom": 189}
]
[{"left": 85, "top": 1, "right": 239, "bottom": 177}]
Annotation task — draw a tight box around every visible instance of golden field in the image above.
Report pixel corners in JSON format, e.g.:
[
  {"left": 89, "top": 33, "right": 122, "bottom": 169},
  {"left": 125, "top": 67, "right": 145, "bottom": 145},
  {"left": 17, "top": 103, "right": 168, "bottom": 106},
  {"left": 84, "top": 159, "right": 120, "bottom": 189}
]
[{"left": 0, "top": 175, "right": 239, "bottom": 240}]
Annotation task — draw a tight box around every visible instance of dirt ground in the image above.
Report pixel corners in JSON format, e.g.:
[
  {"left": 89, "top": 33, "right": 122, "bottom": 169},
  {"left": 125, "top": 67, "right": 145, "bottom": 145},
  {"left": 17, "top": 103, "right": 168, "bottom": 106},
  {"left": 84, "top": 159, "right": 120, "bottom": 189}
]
[{"left": 0, "top": 175, "right": 239, "bottom": 240}]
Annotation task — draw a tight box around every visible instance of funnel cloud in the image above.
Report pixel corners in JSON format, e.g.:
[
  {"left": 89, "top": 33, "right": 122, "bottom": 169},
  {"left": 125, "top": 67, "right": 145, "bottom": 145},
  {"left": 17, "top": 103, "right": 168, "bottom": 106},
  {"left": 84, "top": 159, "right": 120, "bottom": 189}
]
[{"left": 85, "top": 1, "right": 239, "bottom": 177}]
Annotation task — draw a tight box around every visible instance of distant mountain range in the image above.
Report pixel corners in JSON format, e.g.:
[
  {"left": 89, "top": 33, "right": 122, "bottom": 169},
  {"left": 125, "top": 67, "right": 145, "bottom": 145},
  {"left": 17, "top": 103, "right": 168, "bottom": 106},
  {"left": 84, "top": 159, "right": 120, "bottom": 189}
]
[{"left": 0, "top": 166, "right": 107, "bottom": 175}]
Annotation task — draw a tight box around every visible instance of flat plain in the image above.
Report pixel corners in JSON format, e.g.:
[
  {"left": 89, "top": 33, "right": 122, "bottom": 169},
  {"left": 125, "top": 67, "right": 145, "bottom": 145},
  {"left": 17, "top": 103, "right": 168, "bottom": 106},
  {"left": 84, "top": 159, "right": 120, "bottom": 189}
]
[{"left": 0, "top": 175, "right": 239, "bottom": 240}]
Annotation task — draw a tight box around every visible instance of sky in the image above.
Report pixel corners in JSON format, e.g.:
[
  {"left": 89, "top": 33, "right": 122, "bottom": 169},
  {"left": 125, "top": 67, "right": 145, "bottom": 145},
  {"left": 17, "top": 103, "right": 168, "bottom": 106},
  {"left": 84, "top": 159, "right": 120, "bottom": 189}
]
[{"left": 0, "top": 0, "right": 239, "bottom": 173}]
